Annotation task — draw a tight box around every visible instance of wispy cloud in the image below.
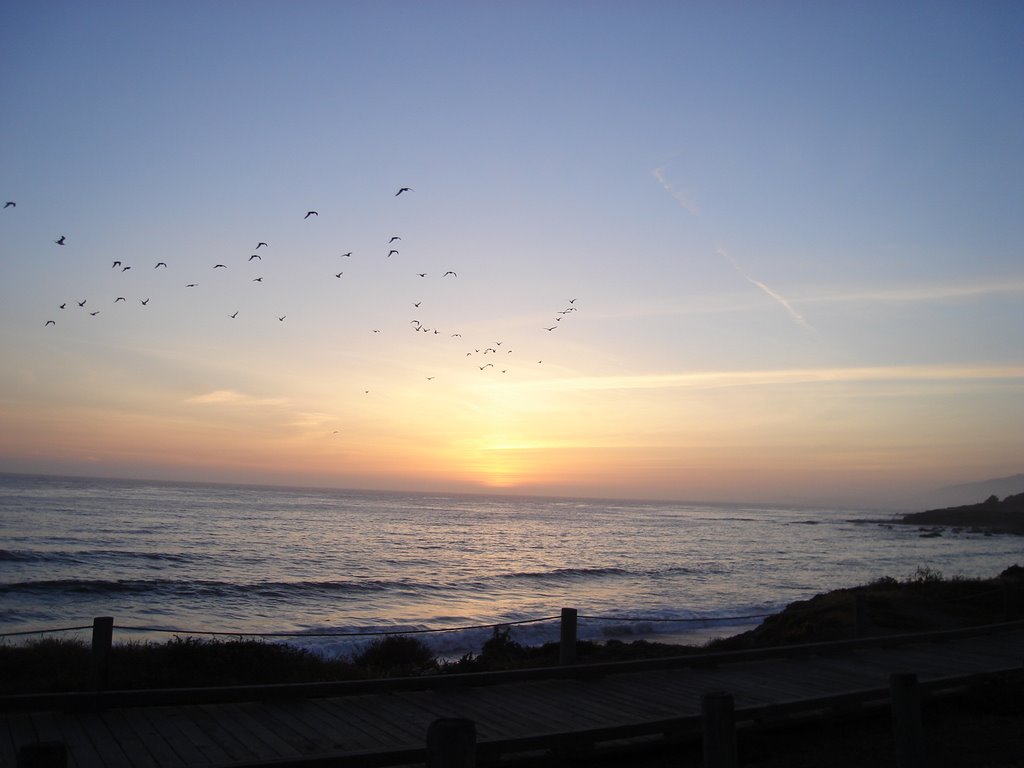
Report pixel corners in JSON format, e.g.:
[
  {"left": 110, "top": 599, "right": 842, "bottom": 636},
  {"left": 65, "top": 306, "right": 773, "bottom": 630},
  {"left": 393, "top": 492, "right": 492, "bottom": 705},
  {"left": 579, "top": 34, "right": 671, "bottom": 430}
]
[
  {"left": 796, "top": 278, "right": 1024, "bottom": 305},
  {"left": 529, "top": 364, "right": 1024, "bottom": 393},
  {"left": 716, "top": 247, "right": 815, "bottom": 332},
  {"left": 652, "top": 164, "right": 699, "bottom": 216},
  {"left": 185, "top": 389, "right": 291, "bottom": 407}
]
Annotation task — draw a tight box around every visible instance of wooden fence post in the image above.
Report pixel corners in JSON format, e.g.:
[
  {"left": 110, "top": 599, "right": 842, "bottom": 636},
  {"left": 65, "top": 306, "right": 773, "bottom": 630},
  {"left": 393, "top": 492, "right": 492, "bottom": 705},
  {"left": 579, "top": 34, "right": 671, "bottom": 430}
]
[
  {"left": 559, "top": 607, "right": 578, "bottom": 666},
  {"left": 890, "top": 672, "right": 926, "bottom": 768},
  {"left": 426, "top": 718, "right": 476, "bottom": 767},
  {"left": 91, "top": 616, "right": 114, "bottom": 691},
  {"left": 701, "top": 691, "right": 737, "bottom": 768}
]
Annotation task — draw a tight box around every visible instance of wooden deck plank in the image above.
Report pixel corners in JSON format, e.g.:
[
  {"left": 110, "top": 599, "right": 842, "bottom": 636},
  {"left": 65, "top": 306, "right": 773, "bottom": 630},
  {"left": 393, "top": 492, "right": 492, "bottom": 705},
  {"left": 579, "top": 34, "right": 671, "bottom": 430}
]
[
  {"left": 313, "top": 695, "right": 425, "bottom": 748},
  {"left": 75, "top": 711, "right": 134, "bottom": 768},
  {"left": 3, "top": 625, "right": 1021, "bottom": 768},
  {"left": 133, "top": 706, "right": 211, "bottom": 767},
  {"left": 302, "top": 697, "right": 387, "bottom": 752},
  {"left": 98, "top": 709, "right": 159, "bottom": 768},
  {"left": 155, "top": 708, "right": 234, "bottom": 765}
]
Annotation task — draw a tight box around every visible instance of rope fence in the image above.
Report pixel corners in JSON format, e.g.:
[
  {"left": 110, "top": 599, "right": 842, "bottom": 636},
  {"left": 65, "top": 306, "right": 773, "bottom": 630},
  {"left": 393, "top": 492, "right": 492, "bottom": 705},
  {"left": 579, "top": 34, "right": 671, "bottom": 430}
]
[{"left": 0, "top": 610, "right": 776, "bottom": 641}]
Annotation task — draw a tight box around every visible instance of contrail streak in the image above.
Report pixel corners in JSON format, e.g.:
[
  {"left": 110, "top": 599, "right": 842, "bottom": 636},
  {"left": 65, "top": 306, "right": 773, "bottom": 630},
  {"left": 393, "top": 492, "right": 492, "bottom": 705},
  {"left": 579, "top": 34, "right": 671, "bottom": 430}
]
[
  {"left": 652, "top": 165, "right": 698, "bottom": 215},
  {"left": 716, "top": 248, "right": 814, "bottom": 331}
]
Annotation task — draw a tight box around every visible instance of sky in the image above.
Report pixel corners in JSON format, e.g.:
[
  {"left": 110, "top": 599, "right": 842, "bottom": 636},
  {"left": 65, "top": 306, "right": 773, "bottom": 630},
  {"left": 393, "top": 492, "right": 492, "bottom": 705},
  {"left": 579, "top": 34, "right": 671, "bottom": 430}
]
[{"left": 1, "top": 1, "right": 1022, "bottom": 507}]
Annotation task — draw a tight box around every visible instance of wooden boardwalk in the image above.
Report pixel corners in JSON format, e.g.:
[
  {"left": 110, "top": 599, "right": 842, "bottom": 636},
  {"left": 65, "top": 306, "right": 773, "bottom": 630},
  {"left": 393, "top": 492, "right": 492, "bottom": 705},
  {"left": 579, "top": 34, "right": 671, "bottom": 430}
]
[{"left": 3, "top": 623, "right": 1022, "bottom": 767}]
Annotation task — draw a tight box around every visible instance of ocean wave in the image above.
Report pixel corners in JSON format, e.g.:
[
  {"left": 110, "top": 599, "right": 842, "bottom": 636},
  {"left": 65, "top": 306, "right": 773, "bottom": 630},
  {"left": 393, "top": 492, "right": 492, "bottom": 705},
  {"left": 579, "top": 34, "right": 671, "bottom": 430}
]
[
  {"left": 0, "top": 576, "right": 445, "bottom": 599},
  {"left": 0, "top": 548, "right": 192, "bottom": 564},
  {"left": 500, "top": 567, "right": 630, "bottom": 580}
]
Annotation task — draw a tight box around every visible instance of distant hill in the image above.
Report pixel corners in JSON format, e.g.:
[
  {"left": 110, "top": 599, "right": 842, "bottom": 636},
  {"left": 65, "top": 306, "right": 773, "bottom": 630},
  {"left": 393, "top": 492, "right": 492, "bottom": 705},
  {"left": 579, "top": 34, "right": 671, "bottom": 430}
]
[
  {"left": 919, "top": 473, "right": 1024, "bottom": 509},
  {"left": 899, "top": 492, "right": 1024, "bottom": 534}
]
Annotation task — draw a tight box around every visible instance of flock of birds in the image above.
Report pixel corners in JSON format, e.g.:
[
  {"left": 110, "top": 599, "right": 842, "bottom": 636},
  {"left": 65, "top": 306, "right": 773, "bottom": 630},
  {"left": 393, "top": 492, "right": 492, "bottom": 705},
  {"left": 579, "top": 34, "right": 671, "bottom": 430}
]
[{"left": 6, "top": 190, "right": 583, "bottom": 396}]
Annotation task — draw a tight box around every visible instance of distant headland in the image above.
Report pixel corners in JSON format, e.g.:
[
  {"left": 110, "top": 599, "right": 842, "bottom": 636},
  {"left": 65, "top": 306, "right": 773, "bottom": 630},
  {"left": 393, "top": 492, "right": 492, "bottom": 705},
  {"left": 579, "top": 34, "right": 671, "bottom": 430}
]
[{"left": 899, "top": 492, "right": 1024, "bottom": 534}]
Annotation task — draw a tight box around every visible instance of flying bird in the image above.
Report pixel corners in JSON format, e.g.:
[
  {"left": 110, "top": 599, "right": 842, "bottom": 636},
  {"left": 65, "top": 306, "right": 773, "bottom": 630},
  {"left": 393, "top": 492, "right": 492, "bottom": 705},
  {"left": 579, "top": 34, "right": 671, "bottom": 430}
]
[
  {"left": 278, "top": 316, "right": 286, "bottom": 321},
  {"left": 213, "top": 264, "right": 227, "bottom": 269},
  {"left": 112, "top": 261, "right": 121, "bottom": 268},
  {"left": 426, "top": 376, "right": 435, "bottom": 381},
  {"left": 388, "top": 249, "right": 399, "bottom": 257},
  {"left": 395, "top": 187, "right": 413, "bottom": 196},
  {"left": 443, "top": 271, "right": 457, "bottom": 277},
  {"left": 121, "top": 266, "right": 131, "bottom": 272},
  {"left": 544, "top": 326, "right": 556, "bottom": 331},
  {"left": 44, "top": 320, "right": 55, "bottom": 326},
  {"left": 256, "top": 242, "right": 268, "bottom": 249},
  {"left": 115, "top": 297, "right": 125, "bottom": 302},
  {"left": 340, "top": 252, "right": 352, "bottom": 258},
  {"left": 230, "top": 311, "right": 238, "bottom": 318},
  {"left": 59, "top": 303, "right": 66, "bottom": 309},
  {"left": 479, "top": 363, "right": 493, "bottom": 370},
  {"left": 155, "top": 262, "right": 167, "bottom": 268},
  {"left": 252, "top": 277, "right": 263, "bottom": 282},
  {"left": 413, "top": 301, "right": 421, "bottom": 307},
  {"left": 304, "top": 211, "right": 318, "bottom": 219},
  {"left": 186, "top": 283, "right": 198, "bottom": 287},
  {"left": 388, "top": 236, "right": 401, "bottom": 243},
  {"left": 335, "top": 272, "right": 344, "bottom": 278},
  {"left": 3, "top": 202, "right": 14, "bottom": 208},
  {"left": 417, "top": 272, "right": 427, "bottom": 277},
  {"left": 248, "top": 254, "right": 261, "bottom": 261},
  {"left": 77, "top": 300, "right": 86, "bottom": 307},
  {"left": 55, "top": 236, "right": 66, "bottom": 245},
  {"left": 141, "top": 298, "right": 150, "bottom": 305},
  {"left": 89, "top": 311, "right": 99, "bottom": 316}
]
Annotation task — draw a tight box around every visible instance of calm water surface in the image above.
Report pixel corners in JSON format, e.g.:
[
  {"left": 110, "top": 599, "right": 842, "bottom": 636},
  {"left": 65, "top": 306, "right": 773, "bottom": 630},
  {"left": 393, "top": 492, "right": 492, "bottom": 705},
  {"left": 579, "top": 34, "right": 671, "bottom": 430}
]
[{"left": 1, "top": 473, "right": 1019, "bottom": 658}]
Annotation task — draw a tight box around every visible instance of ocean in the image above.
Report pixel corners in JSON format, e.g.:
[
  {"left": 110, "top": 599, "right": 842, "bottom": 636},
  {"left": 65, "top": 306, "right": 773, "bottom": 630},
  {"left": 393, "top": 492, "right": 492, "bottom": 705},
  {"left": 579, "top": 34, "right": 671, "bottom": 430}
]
[{"left": 1, "top": 473, "right": 1019, "bottom": 660}]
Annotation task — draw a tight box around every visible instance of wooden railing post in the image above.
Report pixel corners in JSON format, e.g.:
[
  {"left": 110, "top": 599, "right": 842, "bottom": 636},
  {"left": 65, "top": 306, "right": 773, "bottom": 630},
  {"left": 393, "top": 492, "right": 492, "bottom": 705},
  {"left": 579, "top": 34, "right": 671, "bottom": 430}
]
[
  {"left": 426, "top": 718, "right": 476, "bottom": 767},
  {"left": 91, "top": 616, "right": 114, "bottom": 691},
  {"left": 890, "top": 672, "right": 926, "bottom": 768},
  {"left": 701, "top": 691, "right": 737, "bottom": 768},
  {"left": 559, "top": 607, "right": 577, "bottom": 666}
]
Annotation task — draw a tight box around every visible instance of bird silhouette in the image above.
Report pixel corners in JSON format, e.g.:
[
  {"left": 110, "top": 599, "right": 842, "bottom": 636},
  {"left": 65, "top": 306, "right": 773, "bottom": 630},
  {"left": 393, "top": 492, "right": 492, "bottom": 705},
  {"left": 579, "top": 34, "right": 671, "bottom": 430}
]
[
  {"left": 230, "top": 311, "right": 238, "bottom": 318},
  {"left": 186, "top": 283, "right": 198, "bottom": 288},
  {"left": 59, "top": 303, "right": 66, "bottom": 309},
  {"left": 395, "top": 187, "right": 413, "bottom": 196},
  {"left": 248, "top": 254, "right": 261, "bottom": 261},
  {"left": 413, "top": 301, "right": 421, "bottom": 307},
  {"left": 155, "top": 262, "right": 167, "bottom": 268},
  {"left": 389, "top": 236, "right": 401, "bottom": 243},
  {"left": 304, "top": 211, "right": 318, "bottom": 218},
  {"left": 3, "top": 202, "right": 14, "bottom": 209},
  {"left": 340, "top": 252, "right": 352, "bottom": 258},
  {"left": 77, "top": 300, "right": 86, "bottom": 307},
  {"left": 417, "top": 272, "right": 427, "bottom": 277},
  {"left": 544, "top": 326, "right": 556, "bottom": 331},
  {"left": 213, "top": 264, "right": 227, "bottom": 269},
  {"left": 141, "top": 298, "right": 150, "bottom": 305},
  {"left": 89, "top": 311, "right": 99, "bottom": 316},
  {"left": 256, "top": 242, "right": 268, "bottom": 249},
  {"left": 388, "top": 249, "right": 399, "bottom": 257},
  {"left": 121, "top": 266, "right": 131, "bottom": 272},
  {"left": 335, "top": 272, "right": 343, "bottom": 278},
  {"left": 479, "top": 363, "right": 493, "bottom": 370},
  {"left": 252, "top": 277, "right": 263, "bottom": 282},
  {"left": 115, "top": 297, "right": 126, "bottom": 302},
  {"left": 112, "top": 261, "right": 121, "bottom": 268},
  {"left": 44, "top": 320, "right": 55, "bottom": 326},
  {"left": 55, "top": 236, "right": 66, "bottom": 245},
  {"left": 443, "top": 271, "right": 457, "bottom": 277},
  {"left": 278, "top": 316, "right": 286, "bottom": 322}
]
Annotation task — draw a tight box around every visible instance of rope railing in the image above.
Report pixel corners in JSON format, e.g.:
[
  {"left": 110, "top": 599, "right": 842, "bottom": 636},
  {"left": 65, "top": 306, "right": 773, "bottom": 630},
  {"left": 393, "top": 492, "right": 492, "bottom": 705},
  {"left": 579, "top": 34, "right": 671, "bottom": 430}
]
[{"left": 0, "top": 610, "right": 775, "bottom": 640}]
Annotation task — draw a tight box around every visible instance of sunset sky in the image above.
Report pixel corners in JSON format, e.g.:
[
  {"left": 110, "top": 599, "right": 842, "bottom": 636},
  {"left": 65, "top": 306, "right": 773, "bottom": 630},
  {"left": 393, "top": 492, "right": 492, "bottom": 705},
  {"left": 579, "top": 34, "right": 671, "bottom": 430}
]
[{"left": 2, "top": 2, "right": 1022, "bottom": 507}]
